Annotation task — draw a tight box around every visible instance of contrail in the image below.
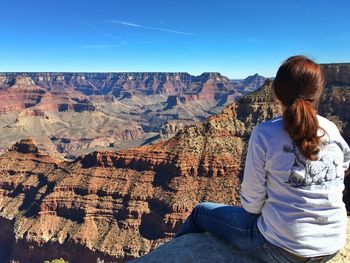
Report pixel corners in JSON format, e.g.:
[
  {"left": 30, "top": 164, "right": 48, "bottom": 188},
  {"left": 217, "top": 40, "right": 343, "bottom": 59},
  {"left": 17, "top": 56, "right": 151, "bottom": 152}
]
[
  {"left": 80, "top": 44, "right": 124, "bottom": 49},
  {"left": 79, "top": 19, "right": 127, "bottom": 43},
  {"left": 109, "top": 20, "right": 199, "bottom": 36}
]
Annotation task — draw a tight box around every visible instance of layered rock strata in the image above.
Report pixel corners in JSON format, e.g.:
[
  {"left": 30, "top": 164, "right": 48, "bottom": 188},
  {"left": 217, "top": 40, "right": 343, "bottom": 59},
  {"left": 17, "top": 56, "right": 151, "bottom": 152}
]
[{"left": 0, "top": 72, "right": 246, "bottom": 157}]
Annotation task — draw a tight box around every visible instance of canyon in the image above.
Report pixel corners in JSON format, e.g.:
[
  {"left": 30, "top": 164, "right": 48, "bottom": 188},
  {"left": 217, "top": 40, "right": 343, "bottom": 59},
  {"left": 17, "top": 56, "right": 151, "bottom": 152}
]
[
  {"left": 0, "top": 72, "right": 265, "bottom": 159},
  {"left": 0, "top": 64, "right": 349, "bottom": 262}
]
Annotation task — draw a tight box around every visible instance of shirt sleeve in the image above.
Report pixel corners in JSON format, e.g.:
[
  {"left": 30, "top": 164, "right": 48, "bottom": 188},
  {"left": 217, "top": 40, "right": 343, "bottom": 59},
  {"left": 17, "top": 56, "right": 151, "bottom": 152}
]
[
  {"left": 240, "top": 125, "right": 268, "bottom": 214},
  {"left": 334, "top": 124, "right": 350, "bottom": 172},
  {"left": 342, "top": 138, "right": 350, "bottom": 173}
]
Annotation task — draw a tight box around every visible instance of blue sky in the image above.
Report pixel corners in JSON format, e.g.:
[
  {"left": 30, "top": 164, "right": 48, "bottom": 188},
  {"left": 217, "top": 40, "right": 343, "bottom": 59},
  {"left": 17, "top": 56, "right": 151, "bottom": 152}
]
[{"left": 1, "top": 0, "right": 349, "bottom": 78}]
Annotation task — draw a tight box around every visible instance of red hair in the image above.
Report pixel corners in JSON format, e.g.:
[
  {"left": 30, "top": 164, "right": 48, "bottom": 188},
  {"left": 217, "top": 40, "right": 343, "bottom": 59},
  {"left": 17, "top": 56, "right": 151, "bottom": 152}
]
[{"left": 273, "top": 56, "right": 324, "bottom": 160}]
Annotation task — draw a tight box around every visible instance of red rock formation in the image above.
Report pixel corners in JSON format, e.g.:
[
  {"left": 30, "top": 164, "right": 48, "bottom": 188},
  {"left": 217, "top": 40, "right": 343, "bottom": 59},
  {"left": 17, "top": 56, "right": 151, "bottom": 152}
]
[
  {"left": 0, "top": 93, "right": 246, "bottom": 262},
  {"left": 0, "top": 72, "right": 244, "bottom": 157},
  {"left": 0, "top": 76, "right": 93, "bottom": 114},
  {"left": 0, "top": 72, "right": 239, "bottom": 102},
  {"left": 232, "top": 73, "right": 268, "bottom": 96},
  {"left": 0, "top": 76, "right": 46, "bottom": 113},
  {"left": 321, "top": 63, "right": 350, "bottom": 84},
  {"left": 160, "top": 120, "right": 200, "bottom": 139}
]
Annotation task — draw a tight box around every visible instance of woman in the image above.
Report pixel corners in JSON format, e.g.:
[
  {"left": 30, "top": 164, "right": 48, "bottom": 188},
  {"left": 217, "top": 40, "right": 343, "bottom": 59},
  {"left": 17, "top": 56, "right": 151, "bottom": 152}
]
[{"left": 175, "top": 56, "right": 350, "bottom": 262}]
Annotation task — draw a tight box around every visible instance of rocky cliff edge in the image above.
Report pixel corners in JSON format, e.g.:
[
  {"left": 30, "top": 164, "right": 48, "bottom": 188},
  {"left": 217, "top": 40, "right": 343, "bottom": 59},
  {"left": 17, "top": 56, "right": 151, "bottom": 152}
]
[{"left": 131, "top": 218, "right": 350, "bottom": 263}]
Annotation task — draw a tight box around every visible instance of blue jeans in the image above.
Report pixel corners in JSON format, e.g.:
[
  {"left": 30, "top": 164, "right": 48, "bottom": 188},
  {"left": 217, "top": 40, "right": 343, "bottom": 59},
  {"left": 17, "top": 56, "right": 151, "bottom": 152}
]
[{"left": 175, "top": 202, "right": 337, "bottom": 263}]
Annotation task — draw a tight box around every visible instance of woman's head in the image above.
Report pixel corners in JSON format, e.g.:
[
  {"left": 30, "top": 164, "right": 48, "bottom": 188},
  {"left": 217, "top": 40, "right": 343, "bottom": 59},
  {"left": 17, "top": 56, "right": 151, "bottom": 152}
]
[
  {"left": 273, "top": 55, "right": 324, "bottom": 160},
  {"left": 273, "top": 55, "right": 324, "bottom": 107}
]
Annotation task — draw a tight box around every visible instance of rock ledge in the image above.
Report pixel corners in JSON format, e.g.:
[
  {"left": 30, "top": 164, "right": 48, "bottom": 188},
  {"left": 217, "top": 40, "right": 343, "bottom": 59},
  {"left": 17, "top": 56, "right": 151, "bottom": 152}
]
[{"left": 130, "top": 233, "right": 259, "bottom": 263}]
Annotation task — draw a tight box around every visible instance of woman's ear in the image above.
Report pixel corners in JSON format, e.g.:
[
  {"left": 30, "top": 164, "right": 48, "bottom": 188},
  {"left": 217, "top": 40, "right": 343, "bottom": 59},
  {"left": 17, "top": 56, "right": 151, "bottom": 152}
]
[
  {"left": 272, "top": 83, "right": 285, "bottom": 113},
  {"left": 281, "top": 103, "right": 287, "bottom": 113},
  {"left": 278, "top": 100, "right": 287, "bottom": 113}
]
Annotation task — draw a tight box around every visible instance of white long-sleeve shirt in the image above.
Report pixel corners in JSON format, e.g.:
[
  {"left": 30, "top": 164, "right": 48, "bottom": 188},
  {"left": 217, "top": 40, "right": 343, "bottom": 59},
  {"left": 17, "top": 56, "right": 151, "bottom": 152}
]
[{"left": 240, "top": 115, "right": 350, "bottom": 257}]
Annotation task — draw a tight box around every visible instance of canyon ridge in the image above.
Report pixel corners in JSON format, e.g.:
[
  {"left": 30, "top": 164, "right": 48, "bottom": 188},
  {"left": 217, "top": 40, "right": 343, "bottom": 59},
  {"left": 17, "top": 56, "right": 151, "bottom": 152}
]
[{"left": 0, "top": 72, "right": 266, "bottom": 159}]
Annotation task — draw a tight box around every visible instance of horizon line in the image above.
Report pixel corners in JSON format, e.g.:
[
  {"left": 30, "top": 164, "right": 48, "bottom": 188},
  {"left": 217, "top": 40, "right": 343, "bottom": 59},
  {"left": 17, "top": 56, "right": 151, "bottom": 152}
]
[{"left": 0, "top": 71, "right": 270, "bottom": 80}]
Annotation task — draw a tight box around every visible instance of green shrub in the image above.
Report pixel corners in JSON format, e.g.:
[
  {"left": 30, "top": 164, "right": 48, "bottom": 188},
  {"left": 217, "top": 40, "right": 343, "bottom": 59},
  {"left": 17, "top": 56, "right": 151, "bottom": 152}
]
[{"left": 43, "top": 258, "right": 68, "bottom": 263}]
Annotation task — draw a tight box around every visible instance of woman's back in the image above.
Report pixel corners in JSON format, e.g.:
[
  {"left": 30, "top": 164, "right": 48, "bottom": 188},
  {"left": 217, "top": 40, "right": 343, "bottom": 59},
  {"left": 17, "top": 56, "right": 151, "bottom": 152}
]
[
  {"left": 176, "top": 55, "right": 350, "bottom": 262},
  {"left": 241, "top": 115, "right": 350, "bottom": 256}
]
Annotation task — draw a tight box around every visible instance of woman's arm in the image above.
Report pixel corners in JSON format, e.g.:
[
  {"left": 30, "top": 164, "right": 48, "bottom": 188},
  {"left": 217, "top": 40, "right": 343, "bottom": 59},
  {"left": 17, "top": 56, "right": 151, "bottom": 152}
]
[
  {"left": 240, "top": 125, "right": 268, "bottom": 214},
  {"left": 343, "top": 140, "right": 350, "bottom": 175},
  {"left": 334, "top": 125, "right": 350, "bottom": 173}
]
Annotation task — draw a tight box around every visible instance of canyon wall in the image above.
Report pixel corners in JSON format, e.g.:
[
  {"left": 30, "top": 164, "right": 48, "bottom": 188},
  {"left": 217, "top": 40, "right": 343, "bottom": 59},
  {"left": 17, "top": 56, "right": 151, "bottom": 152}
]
[{"left": 0, "top": 72, "right": 261, "bottom": 158}]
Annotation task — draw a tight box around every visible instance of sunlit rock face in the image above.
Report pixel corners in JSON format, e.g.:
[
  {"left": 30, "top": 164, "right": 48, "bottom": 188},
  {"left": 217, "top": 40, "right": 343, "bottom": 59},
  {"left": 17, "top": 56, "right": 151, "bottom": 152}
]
[{"left": 322, "top": 63, "right": 350, "bottom": 85}]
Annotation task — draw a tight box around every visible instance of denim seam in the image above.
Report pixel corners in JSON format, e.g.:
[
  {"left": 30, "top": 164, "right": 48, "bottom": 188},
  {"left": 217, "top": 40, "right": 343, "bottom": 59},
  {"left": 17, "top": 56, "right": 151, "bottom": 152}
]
[
  {"left": 267, "top": 243, "right": 296, "bottom": 263},
  {"left": 196, "top": 213, "right": 261, "bottom": 232},
  {"left": 245, "top": 243, "right": 266, "bottom": 253}
]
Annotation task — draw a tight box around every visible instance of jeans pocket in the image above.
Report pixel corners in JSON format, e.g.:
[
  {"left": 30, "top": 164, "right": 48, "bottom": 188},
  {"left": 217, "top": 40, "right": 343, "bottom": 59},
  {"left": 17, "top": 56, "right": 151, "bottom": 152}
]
[
  {"left": 265, "top": 241, "right": 304, "bottom": 263},
  {"left": 245, "top": 242, "right": 280, "bottom": 263},
  {"left": 244, "top": 243, "right": 271, "bottom": 263},
  {"left": 246, "top": 242, "right": 267, "bottom": 253}
]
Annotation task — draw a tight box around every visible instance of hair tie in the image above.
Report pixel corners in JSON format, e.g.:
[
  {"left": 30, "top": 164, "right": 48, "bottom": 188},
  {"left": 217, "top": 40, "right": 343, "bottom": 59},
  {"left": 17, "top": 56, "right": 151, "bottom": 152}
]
[{"left": 296, "top": 95, "right": 308, "bottom": 100}]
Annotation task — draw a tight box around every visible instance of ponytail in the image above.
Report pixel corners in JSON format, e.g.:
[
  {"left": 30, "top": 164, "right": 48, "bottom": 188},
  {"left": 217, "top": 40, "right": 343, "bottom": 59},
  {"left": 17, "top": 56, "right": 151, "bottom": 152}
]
[
  {"left": 283, "top": 97, "right": 321, "bottom": 160},
  {"left": 273, "top": 55, "right": 324, "bottom": 160}
]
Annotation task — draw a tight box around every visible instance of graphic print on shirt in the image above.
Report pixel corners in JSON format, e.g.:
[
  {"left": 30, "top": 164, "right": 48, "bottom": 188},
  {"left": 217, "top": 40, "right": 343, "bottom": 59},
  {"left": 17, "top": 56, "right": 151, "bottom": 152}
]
[{"left": 283, "top": 142, "right": 343, "bottom": 187}]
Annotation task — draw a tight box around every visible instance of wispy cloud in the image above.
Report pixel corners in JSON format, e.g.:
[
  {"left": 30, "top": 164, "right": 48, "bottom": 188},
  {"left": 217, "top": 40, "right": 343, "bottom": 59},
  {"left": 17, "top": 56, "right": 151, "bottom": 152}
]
[
  {"left": 79, "top": 20, "right": 127, "bottom": 46},
  {"left": 109, "top": 20, "right": 199, "bottom": 36},
  {"left": 80, "top": 44, "right": 124, "bottom": 49}
]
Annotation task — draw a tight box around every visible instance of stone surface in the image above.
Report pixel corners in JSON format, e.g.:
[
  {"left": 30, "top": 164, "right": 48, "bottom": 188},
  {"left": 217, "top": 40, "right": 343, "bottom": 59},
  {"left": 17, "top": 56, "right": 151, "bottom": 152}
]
[
  {"left": 130, "top": 233, "right": 260, "bottom": 263},
  {"left": 132, "top": 218, "right": 350, "bottom": 263}
]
